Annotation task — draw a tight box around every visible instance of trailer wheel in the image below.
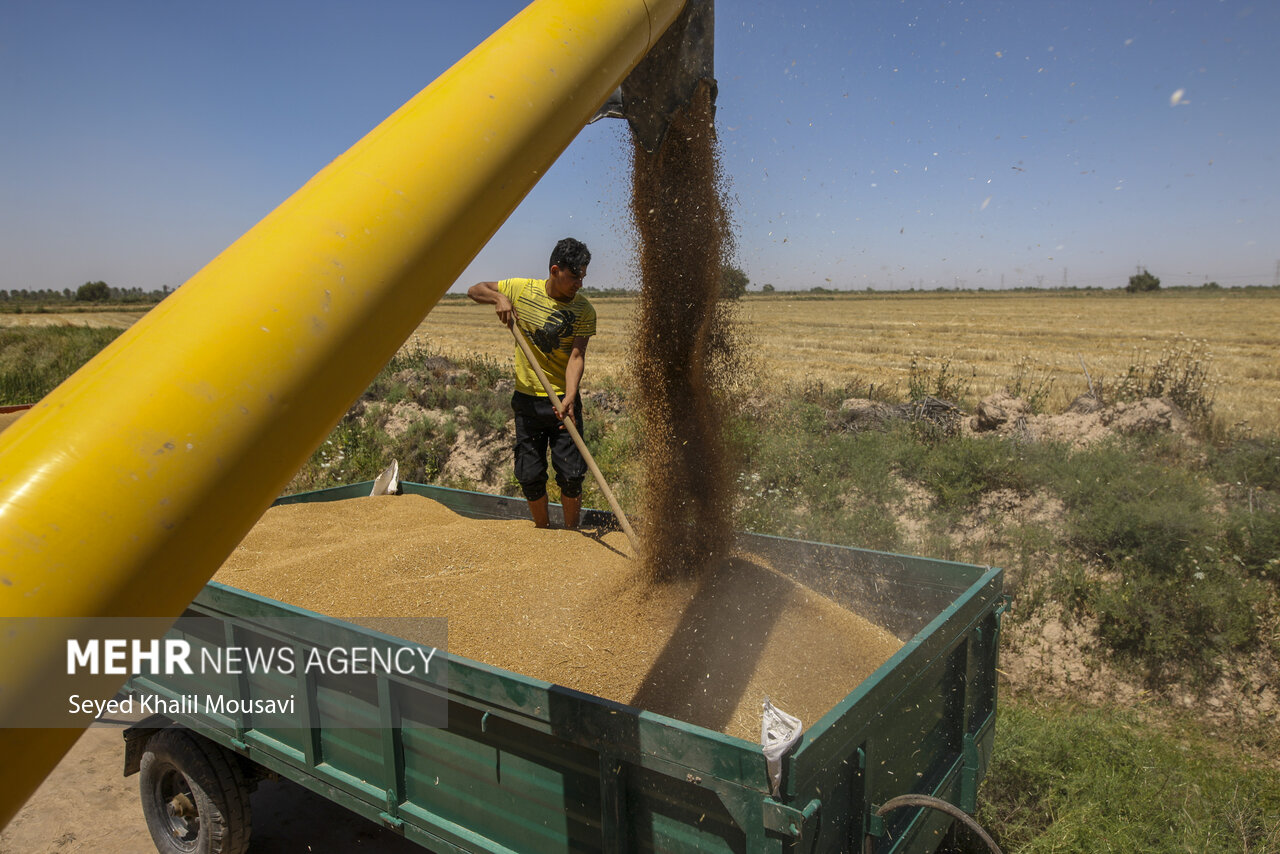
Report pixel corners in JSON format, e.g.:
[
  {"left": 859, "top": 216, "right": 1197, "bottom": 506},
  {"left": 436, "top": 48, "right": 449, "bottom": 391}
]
[{"left": 138, "top": 728, "right": 252, "bottom": 854}]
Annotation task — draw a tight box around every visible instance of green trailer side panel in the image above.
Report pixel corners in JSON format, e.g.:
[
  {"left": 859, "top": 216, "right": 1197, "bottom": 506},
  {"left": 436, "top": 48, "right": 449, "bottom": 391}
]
[
  {"left": 624, "top": 764, "right": 752, "bottom": 853},
  {"left": 402, "top": 705, "right": 606, "bottom": 852},
  {"left": 124, "top": 482, "right": 1003, "bottom": 854}
]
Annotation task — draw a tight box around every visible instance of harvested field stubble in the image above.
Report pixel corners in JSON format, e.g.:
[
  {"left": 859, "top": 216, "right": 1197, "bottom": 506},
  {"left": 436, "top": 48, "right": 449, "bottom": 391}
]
[
  {"left": 410, "top": 290, "right": 1280, "bottom": 432},
  {"left": 0, "top": 311, "right": 147, "bottom": 329},
  {"left": 214, "top": 494, "right": 903, "bottom": 742}
]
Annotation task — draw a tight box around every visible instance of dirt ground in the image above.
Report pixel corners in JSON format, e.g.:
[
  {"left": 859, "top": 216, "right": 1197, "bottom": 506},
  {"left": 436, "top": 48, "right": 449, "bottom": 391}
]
[{"left": 2, "top": 726, "right": 422, "bottom": 854}]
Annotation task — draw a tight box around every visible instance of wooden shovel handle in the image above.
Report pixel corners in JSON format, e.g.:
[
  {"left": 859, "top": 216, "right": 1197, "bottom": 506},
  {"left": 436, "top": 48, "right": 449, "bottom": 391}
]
[{"left": 508, "top": 321, "right": 640, "bottom": 554}]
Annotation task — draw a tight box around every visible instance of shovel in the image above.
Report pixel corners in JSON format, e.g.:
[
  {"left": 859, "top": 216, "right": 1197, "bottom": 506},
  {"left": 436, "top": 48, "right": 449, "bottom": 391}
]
[{"left": 507, "top": 321, "right": 641, "bottom": 555}]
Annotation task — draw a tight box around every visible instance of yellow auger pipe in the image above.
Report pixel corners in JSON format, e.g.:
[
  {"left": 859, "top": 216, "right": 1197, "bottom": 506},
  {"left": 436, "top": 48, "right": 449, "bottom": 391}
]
[{"left": 0, "top": 0, "right": 686, "bottom": 825}]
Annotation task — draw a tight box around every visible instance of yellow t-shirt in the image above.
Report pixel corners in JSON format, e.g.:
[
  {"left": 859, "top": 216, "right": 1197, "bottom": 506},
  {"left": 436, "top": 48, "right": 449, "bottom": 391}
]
[{"left": 498, "top": 278, "right": 597, "bottom": 397}]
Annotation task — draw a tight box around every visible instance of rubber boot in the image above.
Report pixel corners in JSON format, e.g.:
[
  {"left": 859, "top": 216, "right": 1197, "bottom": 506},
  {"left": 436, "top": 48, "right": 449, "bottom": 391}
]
[
  {"left": 562, "top": 494, "right": 581, "bottom": 530},
  {"left": 528, "top": 495, "right": 550, "bottom": 528}
]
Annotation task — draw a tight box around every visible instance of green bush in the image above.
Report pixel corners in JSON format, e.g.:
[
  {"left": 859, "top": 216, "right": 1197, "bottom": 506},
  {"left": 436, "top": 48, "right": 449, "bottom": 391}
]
[
  {"left": 907, "top": 352, "right": 972, "bottom": 403},
  {"left": 894, "top": 434, "right": 1033, "bottom": 510},
  {"left": 1222, "top": 505, "right": 1280, "bottom": 586},
  {"left": 455, "top": 351, "right": 506, "bottom": 389},
  {"left": 578, "top": 397, "right": 642, "bottom": 512},
  {"left": 1051, "top": 444, "right": 1211, "bottom": 572},
  {"left": 396, "top": 417, "right": 454, "bottom": 484},
  {"left": 1035, "top": 441, "right": 1274, "bottom": 682},
  {"left": 1090, "top": 565, "right": 1262, "bottom": 685},
  {"left": 75, "top": 280, "right": 111, "bottom": 302},
  {"left": 729, "top": 404, "right": 1276, "bottom": 687},
  {"left": 1208, "top": 435, "right": 1280, "bottom": 493},
  {"left": 0, "top": 326, "right": 122, "bottom": 404},
  {"left": 1126, "top": 268, "right": 1161, "bottom": 292},
  {"left": 288, "top": 346, "right": 504, "bottom": 492},
  {"left": 736, "top": 416, "right": 903, "bottom": 551},
  {"left": 980, "top": 698, "right": 1280, "bottom": 853},
  {"left": 304, "top": 418, "right": 387, "bottom": 486},
  {"left": 468, "top": 402, "right": 508, "bottom": 437},
  {"left": 798, "top": 376, "right": 887, "bottom": 408}
]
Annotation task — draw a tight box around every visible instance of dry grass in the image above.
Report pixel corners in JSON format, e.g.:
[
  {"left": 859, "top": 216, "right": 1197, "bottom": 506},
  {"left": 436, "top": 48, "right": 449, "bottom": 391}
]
[
  {"left": 416, "top": 289, "right": 1280, "bottom": 432},
  {"left": 7, "top": 290, "right": 1274, "bottom": 432},
  {"left": 0, "top": 310, "right": 148, "bottom": 329}
]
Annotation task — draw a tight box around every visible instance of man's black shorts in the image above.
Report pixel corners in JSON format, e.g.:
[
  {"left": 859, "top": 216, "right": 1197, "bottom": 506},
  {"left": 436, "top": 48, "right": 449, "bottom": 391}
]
[{"left": 511, "top": 391, "right": 586, "bottom": 501}]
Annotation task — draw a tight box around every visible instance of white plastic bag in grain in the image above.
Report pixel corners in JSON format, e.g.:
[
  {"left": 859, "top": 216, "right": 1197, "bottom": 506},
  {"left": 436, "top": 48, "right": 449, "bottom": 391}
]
[{"left": 761, "top": 698, "right": 803, "bottom": 797}]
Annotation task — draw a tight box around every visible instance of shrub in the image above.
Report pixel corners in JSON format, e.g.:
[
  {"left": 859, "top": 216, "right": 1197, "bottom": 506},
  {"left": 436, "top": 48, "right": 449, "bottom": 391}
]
[
  {"left": 1126, "top": 269, "right": 1161, "bottom": 292},
  {"left": 578, "top": 398, "right": 642, "bottom": 511},
  {"left": 799, "top": 377, "right": 882, "bottom": 408},
  {"left": 1051, "top": 443, "right": 1210, "bottom": 571},
  {"left": 720, "top": 264, "right": 749, "bottom": 300},
  {"left": 1107, "top": 336, "right": 1217, "bottom": 422},
  {"left": 1208, "top": 434, "right": 1280, "bottom": 493},
  {"left": 468, "top": 402, "right": 508, "bottom": 437},
  {"left": 736, "top": 419, "right": 903, "bottom": 551},
  {"left": 1042, "top": 441, "right": 1274, "bottom": 683},
  {"left": 907, "top": 351, "right": 972, "bottom": 403},
  {"left": 1004, "top": 354, "right": 1057, "bottom": 414},
  {"left": 979, "top": 699, "right": 1280, "bottom": 852},
  {"left": 75, "top": 280, "right": 111, "bottom": 302},
  {"left": 1091, "top": 564, "right": 1262, "bottom": 685},
  {"left": 303, "top": 417, "right": 386, "bottom": 486},
  {"left": 455, "top": 351, "right": 505, "bottom": 389},
  {"left": 895, "top": 435, "right": 1030, "bottom": 510},
  {"left": 906, "top": 353, "right": 972, "bottom": 441},
  {"left": 393, "top": 417, "right": 453, "bottom": 484},
  {"left": 0, "top": 326, "right": 122, "bottom": 404},
  {"left": 1222, "top": 505, "right": 1280, "bottom": 586}
]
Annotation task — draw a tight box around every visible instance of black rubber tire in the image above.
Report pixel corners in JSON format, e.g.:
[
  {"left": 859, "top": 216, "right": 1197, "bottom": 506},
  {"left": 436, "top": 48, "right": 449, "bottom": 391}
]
[{"left": 138, "top": 728, "right": 252, "bottom": 854}]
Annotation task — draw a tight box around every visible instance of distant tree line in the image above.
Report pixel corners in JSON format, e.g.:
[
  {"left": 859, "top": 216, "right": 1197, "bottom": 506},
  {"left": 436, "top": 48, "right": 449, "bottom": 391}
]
[
  {"left": 747, "top": 268, "right": 1270, "bottom": 295},
  {"left": 527, "top": 269, "right": 1270, "bottom": 298},
  {"left": 0, "top": 282, "right": 171, "bottom": 306}
]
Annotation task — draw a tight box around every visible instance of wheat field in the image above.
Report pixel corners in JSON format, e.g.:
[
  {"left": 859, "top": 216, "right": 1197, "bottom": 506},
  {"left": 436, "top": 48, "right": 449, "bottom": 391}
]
[
  {"left": 413, "top": 289, "right": 1280, "bottom": 433},
  {"left": 5, "top": 289, "right": 1275, "bottom": 431}
]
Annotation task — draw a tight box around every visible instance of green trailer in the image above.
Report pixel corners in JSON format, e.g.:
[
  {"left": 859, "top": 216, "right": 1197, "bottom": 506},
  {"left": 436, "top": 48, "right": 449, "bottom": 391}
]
[{"left": 121, "top": 482, "right": 1005, "bottom": 854}]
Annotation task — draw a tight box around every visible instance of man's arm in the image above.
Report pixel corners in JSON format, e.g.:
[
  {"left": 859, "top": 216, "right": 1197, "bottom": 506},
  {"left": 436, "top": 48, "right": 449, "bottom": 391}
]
[
  {"left": 558, "top": 336, "right": 590, "bottom": 420},
  {"left": 468, "top": 281, "right": 515, "bottom": 326}
]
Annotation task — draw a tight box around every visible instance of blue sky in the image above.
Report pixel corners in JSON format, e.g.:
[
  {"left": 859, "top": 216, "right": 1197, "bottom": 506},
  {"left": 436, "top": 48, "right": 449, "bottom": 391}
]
[{"left": 2, "top": 1, "right": 1277, "bottom": 294}]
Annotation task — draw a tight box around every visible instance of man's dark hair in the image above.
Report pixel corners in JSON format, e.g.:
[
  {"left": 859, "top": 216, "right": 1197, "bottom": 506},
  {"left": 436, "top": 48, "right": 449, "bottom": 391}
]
[{"left": 550, "top": 238, "right": 591, "bottom": 277}]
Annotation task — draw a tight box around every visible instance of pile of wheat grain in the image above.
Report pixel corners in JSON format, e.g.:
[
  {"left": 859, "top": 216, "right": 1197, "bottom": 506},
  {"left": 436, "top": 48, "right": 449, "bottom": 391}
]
[{"left": 214, "top": 494, "right": 902, "bottom": 741}]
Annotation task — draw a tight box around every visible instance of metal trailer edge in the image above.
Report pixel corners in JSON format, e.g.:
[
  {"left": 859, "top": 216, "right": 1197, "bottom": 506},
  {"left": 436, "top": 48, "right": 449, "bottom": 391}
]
[{"left": 121, "top": 482, "right": 1005, "bottom": 853}]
